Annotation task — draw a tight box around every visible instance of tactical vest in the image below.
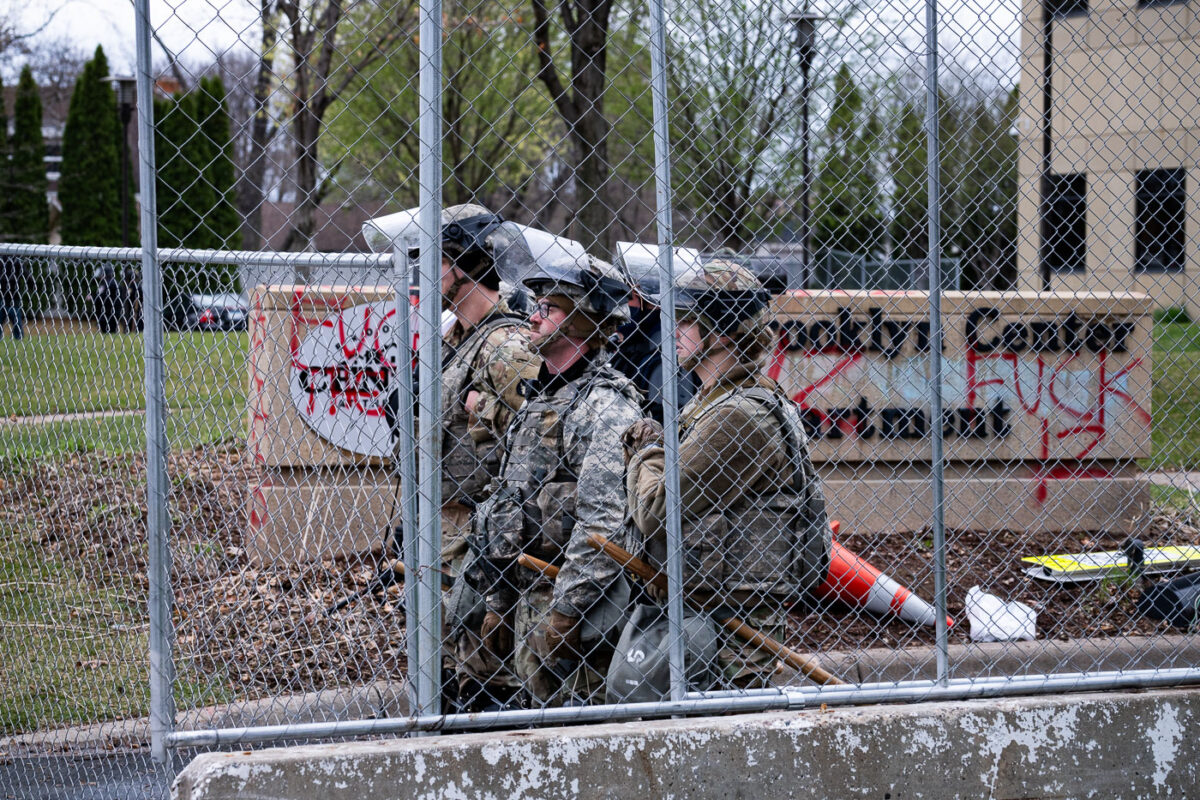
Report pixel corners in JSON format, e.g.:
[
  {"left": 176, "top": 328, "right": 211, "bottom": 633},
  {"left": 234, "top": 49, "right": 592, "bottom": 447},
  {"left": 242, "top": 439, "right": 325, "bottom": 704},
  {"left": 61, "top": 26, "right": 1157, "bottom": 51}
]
[
  {"left": 440, "top": 313, "right": 524, "bottom": 506},
  {"left": 481, "top": 357, "right": 639, "bottom": 569},
  {"left": 660, "top": 385, "right": 831, "bottom": 602}
]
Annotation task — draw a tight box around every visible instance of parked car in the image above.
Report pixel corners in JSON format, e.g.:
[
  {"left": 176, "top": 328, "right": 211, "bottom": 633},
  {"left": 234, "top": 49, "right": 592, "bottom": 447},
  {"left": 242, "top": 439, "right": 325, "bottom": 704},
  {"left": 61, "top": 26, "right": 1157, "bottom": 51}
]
[{"left": 167, "top": 292, "right": 250, "bottom": 331}]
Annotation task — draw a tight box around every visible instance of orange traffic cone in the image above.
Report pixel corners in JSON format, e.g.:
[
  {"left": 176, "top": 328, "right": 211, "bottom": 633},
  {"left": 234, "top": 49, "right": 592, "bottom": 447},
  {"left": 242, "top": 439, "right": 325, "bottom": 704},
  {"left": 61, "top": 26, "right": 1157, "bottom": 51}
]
[{"left": 816, "top": 521, "right": 954, "bottom": 628}]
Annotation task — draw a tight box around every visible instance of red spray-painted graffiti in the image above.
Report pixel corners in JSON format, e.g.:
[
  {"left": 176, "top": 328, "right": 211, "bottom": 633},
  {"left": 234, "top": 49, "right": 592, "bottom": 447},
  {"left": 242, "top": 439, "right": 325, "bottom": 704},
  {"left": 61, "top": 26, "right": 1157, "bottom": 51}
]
[
  {"left": 767, "top": 305, "right": 1151, "bottom": 505},
  {"left": 282, "top": 293, "right": 420, "bottom": 459},
  {"left": 964, "top": 347, "right": 1149, "bottom": 501}
]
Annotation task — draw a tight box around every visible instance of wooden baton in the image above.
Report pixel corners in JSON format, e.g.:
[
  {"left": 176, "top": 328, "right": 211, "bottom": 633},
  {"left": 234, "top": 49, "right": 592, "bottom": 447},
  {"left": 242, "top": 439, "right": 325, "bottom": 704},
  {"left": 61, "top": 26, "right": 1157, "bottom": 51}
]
[
  {"left": 585, "top": 533, "right": 844, "bottom": 686},
  {"left": 517, "top": 553, "right": 560, "bottom": 580}
]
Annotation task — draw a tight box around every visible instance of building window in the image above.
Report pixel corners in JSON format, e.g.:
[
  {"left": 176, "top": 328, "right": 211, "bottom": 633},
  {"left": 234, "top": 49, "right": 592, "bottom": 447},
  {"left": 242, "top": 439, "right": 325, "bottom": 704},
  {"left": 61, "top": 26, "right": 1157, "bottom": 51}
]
[
  {"left": 1046, "top": 0, "right": 1087, "bottom": 18},
  {"left": 1138, "top": 0, "right": 1188, "bottom": 8},
  {"left": 1135, "top": 168, "right": 1187, "bottom": 272},
  {"left": 1043, "top": 172, "right": 1087, "bottom": 274}
]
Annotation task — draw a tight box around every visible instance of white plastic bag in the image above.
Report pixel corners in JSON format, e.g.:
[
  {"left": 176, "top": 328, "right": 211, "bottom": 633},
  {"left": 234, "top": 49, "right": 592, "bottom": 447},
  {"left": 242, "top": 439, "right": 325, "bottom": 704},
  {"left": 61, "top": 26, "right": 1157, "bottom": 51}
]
[{"left": 965, "top": 586, "right": 1037, "bottom": 642}]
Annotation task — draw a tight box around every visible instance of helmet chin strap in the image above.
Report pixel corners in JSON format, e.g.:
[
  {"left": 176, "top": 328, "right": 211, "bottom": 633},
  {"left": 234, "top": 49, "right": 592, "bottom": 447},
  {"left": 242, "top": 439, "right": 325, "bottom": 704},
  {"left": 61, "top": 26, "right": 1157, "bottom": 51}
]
[
  {"left": 441, "top": 267, "right": 470, "bottom": 312},
  {"left": 680, "top": 323, "right": 731, "bottom": 372}
]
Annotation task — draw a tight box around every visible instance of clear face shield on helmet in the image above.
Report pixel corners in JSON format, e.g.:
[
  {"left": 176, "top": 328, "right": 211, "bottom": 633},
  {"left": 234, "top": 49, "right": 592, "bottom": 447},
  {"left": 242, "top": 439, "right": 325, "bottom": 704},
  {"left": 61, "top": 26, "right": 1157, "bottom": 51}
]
[
  {"left": 499, "top": 225, "right": 630, "bottom": 318},
  {"left": 362, "top": 207, "right": 532, "bottom": 311},
  {"left": 614, "top": 242, "right": 704, "bottom": 306}
]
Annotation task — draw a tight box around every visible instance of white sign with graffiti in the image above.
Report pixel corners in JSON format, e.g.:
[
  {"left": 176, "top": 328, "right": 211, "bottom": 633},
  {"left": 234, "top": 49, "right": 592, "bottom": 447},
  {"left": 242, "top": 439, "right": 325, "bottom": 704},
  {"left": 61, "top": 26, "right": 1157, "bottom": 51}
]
[{"left": 289, "top": 300, "right": 402, "bottom": 458}]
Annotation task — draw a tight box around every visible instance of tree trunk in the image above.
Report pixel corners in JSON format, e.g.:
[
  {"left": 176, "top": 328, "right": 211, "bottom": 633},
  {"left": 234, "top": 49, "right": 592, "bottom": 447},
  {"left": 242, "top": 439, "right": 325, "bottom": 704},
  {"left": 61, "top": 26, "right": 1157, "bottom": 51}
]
[
  {"left": 530, "top": 0, "right": 614, "bottom": 256},
  {"left": 237, "top": 2, "right": 277, "bottom": 250},
  {"left": 570, "top": 112, "right": 611, "bottom": 255},
  {"left": 283, "top": 103, "right": 321, "bottom": 253}
]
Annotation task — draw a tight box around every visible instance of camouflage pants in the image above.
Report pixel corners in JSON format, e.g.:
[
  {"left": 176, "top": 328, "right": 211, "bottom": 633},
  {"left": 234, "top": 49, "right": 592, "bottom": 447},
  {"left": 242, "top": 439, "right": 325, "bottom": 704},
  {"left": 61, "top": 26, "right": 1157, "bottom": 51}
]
[
  {"left": 441, "top": 502, "right": 471, "bottom": 558},
  {"left": 713, "top": 607, "right": 786, "bottom": 690},
  {"left": 446, "top": 550, "right": 521, "bottom": 693},
  {"left": 513, "top": 587, "right": 609, "bottom": 706}
]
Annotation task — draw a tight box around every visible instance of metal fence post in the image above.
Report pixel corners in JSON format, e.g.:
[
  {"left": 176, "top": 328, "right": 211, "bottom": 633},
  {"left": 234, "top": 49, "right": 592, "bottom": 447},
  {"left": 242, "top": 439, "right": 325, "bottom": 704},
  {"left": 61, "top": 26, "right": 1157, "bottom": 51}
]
[
  {"left": 647, "top": 0, "right": 686, "bottom": 703},
  {"left": 134, "top": 0, "right": 173, "bottom": 765},
  {"left": 924, "top": 0, "right": 949, "bottom": 685},
  {"left": 395, "top": 247, "right": 421, "bottom": 720},
  {"left": 415, "top": 0, "right": 444, "bottom": 722}
]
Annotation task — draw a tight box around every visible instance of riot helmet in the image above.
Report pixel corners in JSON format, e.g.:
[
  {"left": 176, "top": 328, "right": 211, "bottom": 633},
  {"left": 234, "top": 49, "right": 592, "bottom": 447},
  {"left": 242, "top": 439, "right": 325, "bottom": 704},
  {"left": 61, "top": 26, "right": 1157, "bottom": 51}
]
[
  {"left": 520, "top": 243, "right": 631, "bottom": 347},
  {"left": 362, "top": 204, "right": 516, "bottom": 308},
  {"left": 671, "top": 258, "right": 772, "bottom": 367},
  {"left": 523, "top": 254, "right": 631, "bottom": 323},
  {"left": 615, "top": 242, "right": 704, "bottom": 305},
  {"left": 420, "top": 204, "right": 505, "bottom": 290}
]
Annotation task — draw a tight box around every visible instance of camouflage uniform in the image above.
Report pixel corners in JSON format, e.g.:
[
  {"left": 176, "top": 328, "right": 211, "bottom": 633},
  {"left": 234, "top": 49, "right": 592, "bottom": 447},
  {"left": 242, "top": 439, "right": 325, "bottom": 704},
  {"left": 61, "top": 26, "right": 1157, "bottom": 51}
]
[
  {"left": 465, "top": 254, "right": 642, "bottom": 705},
  {"left": 467, "top": 351, "right": 641, "bottom": 703},
  {"left": 624, "top": 262, "right": 830, "bottom": 690},
  {"left": 414, "top": 205, "right": 543, "bottom": 702},
  {"left": 441, "top": 297, "right": 541, "bottom": 693},
  {"left": 439, "top": 295, "right": 540, "bottom": 556}
]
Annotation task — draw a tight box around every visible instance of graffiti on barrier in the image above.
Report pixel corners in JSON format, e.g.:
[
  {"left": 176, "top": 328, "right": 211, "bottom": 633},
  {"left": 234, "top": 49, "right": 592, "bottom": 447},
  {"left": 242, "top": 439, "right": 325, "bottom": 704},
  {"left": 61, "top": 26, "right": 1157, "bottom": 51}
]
[{"left": 767, "top": 305, "right": 1151, "bottom": 486}]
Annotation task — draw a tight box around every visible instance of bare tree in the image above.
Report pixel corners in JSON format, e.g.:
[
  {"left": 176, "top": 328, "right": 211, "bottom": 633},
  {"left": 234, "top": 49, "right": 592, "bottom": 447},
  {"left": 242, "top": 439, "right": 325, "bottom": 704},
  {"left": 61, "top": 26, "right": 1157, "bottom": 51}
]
[
  {"left": 0, "top": 0, "right": 61, "bottom": 71},
  {"left": 269, "top": 0, "right": 415, "bottom": 252},
  {"left": 234, "top": 3, "right": 284, "bottom": 250},
  {"left": 19, "top": 35, "right": 86, "bottom": 126},
  {"left": 529, "top": 0, "right": 621, "bottom": 255}
]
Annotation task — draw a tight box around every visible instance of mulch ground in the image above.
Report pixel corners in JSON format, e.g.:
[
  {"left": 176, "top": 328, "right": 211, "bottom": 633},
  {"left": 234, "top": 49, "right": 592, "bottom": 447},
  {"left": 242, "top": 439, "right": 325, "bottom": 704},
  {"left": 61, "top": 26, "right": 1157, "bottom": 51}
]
[
  {"left": 2, "top": 446, "right": 1195, "bottom": 703},
  {"left": 789, "top": 520, "right": 1195, "bottom": 654}
]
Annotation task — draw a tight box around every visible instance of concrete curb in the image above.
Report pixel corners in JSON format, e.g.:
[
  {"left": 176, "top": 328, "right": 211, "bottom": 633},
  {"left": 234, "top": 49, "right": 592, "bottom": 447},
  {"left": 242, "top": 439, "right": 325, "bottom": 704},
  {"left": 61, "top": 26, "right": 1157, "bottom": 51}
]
[
  {"left": 0, "top": 681, "right": 410, "bottom": 757},
  {"left": 6, "top": 633, "right": 1197, "bottom": 756},
  {"left": 173, "top": 687, "right": 1200, "bottom": 799},
  {"left": 798, "top": 632, "right": 1200, "bottom": 685}
]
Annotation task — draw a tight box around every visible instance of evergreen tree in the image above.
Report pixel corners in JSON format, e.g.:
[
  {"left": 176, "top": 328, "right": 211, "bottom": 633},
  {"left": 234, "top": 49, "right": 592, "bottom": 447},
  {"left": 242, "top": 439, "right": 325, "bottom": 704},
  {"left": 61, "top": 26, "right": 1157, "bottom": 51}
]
[
  {"left": 813, "top": 64, "right": 884, "bottom": 261},
  {"left": 180, "top": 86, "right": 218, "bottom": 252},
  {"left": 10, "top": 66, "right": 49, "bottom": 245},
  {"left": 154, "top": 92, "right": 199, "bottom": 301},
  {"left": 886, "top": 81, "right": 1017, "bottom": 289},
  {"left": 0, "top": 72, "right": 10, "bottom": 238},
  {"left": 9, "top": 66, "right": 51, "bottom": 314},
  {"left": 889, "top": 99, "right": 927, "bottom": 261},
  {"left": 154, "top": 81, "right": 240, "bottom": 298},
  {"left": 196, "top": 76, "right": 241, "bottom": 255},
  {"left": 59, "top": 47, "right": 122, "bottom": 314}
]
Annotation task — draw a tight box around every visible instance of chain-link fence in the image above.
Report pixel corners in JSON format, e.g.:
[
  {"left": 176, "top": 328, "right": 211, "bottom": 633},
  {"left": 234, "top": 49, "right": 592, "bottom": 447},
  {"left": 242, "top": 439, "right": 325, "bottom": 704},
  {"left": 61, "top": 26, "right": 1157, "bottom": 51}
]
[{"left": 2, "top": 0, "right": 1199, "bottom": 794}]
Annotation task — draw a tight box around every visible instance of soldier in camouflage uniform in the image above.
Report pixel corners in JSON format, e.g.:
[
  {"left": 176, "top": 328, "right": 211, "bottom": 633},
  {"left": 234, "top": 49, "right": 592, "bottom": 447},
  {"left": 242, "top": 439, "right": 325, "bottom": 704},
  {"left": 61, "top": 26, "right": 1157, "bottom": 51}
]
[
  {"left": 465, "top": 250, "right": 643, "bottom": 706},
  {"left": 621, "top": 260, "right": 831, "bottom": 691},
  {"left": 431, "top": 205, "right": 541, "bottom": 709}
]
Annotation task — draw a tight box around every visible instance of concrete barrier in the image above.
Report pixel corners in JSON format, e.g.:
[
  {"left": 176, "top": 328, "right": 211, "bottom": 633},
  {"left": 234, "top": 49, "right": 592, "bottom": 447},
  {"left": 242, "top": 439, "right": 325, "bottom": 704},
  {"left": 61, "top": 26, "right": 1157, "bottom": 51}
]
[{"left": 174, "top": 687, "right": 1200, "bottom": 799}]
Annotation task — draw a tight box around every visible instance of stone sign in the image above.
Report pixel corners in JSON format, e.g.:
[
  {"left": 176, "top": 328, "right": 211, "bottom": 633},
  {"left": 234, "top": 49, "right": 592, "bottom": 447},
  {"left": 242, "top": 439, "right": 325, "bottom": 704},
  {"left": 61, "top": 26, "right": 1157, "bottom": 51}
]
[
  {"left": 768, "top": 291, "right": 1151, "bottom": 534},
  {"left": 246, "top": 285, "right": 404, "bottom": 563},
  {"left": 245, "top": 286, "right": 1152, "bottom": 563},
  {"left": 289, "top": 299, "right": 403, "bottom": 459}
]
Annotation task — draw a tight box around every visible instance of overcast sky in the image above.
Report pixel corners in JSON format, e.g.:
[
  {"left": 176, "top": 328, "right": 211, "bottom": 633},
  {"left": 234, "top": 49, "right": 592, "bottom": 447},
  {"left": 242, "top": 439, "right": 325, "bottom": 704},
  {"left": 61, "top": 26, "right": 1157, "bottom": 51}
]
[
  {"left": 22, "top": 0, "right": 1020, "bottom": 82},
  {"left": 22, "top": 0, "right": 259, "bottom": 74}
]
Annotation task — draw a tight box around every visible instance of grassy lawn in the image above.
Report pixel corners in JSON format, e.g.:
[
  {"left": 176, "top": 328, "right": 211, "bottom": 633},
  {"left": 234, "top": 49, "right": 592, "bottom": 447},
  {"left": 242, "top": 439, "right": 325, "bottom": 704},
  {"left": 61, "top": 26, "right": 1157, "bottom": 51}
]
[
  {"left": 0, "top": 331, "right": 246, "bottom": 734},
  {"left": 1149, "top": 321, "right": 1200, "bottom": 472},
  {"left": 0, "top": 331, "right": 248, "bottom": 457},
  {"left": 0, "top": 510, "right": 150, "bottom": 735},
  {"left": 0, "top": 480, "right": 234, "bottom": 735}
]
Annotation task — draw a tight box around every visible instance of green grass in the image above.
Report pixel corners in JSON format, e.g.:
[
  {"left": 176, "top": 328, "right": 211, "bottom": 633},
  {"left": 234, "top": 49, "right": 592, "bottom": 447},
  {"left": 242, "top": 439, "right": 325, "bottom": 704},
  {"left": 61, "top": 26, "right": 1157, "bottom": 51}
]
[
  {"left": 1146, "top": 483, "right": 1200, "bottom": 516},
  {"left": 0, "top": 520, "right": 151, "bottom": 734},
  {"left": 0, "top": 511, "right": 234, "bottom": 735},
  {"left": 0, "top": 331, "right": 247, "bottom": 456},
  {"left": 0, "top": 331, "right": 245, "bottom": 733},
  {"left": 1149, "top": 322, "right": 1200, "bottom": 471}
]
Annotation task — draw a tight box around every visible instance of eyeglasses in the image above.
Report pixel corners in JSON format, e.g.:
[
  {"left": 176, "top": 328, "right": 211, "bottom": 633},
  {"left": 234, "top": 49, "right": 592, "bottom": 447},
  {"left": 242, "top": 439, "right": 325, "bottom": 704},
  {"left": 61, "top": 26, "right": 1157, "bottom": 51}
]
[{"left": 533, "top": 300, "right": 565, "bottom": 318}]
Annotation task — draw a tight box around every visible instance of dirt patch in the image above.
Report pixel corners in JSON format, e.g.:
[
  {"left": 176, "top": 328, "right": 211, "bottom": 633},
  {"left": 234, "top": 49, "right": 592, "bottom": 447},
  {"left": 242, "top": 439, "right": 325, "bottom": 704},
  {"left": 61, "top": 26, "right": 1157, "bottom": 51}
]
[{"left": 3, "top": 446, "right": 1196, "bottom": 704}]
